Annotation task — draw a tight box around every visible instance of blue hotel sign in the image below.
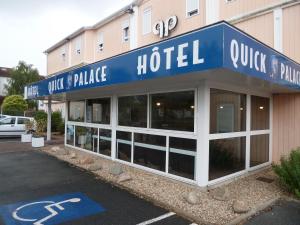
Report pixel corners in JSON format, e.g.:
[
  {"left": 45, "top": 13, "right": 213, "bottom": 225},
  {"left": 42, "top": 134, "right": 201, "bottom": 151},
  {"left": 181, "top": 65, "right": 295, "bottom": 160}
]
[{"left": 26, "top": 22, "right": 300, "bottom": 99}]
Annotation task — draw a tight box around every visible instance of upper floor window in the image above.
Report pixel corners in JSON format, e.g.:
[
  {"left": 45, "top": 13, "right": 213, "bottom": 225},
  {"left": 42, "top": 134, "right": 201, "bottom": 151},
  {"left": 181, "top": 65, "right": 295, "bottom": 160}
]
[
  {"left": 97, "top": 32, "right": 104, "bottom": 52},
  {"left": 122, "top": 20, "right": 130, "bottom": 42},
  {"left": 61, "top": 45, "right": 66, "bottom": 61},
  {"left": 75, "top": 37, "right": 81, "bottom": 55},
  {"left": 143, "top": 8, "right": 152, "bottom": 35},
  {"left": 186, "top": 0, "right": 199, "bottom": 17}
]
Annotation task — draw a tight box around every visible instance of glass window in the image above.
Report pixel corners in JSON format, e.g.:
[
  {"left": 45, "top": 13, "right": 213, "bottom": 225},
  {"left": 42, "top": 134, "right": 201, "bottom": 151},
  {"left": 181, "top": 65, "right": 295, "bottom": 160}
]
[
  {"left": 251, "top": 96, "right": 270, "bottom": 130},
  {"left": 250, "top": 134, "right": 269, "bottom": 167},
  {"left": 67, "top": 125, "right": 74, "bottom": 145},
  {"left": 209, "top": 137, "right": 246, "bottom": 180},
  {"left": 118, "top": 95, "right": 147, "bottom": 127},
  {"left": 134, "top": 133, "right": 166, "bottom": 172},
  {"left": 210, "top": 89, "right": 246, "bottom": 133},
  {"left": 86, "top": 98, "right": 110, "bottom": 124},
  {"left": 169, "top": 137, "right": 196, "bottom": 180},
  {"left": 0, "top": 117, "right": 15, "bottom": 125},
  {"left": 151, "top": 91, "right": 195, "bottom": 132},
  {"left": 69, "top": 101, "right": 85, "bottom": 122},
  {"left": 99, "top": 129, "right": 111, "bottom": 157},
  {"left": 17, "top": 118, "right": 30, "bottom": 124},
  {"left": 75, "top": 126, "right": 98, "bottom": 153},
  {"left": 186, "top": 0, "right": 199, "bottom": 17},
  {"left": 116, "top": 131, "right": 132, "bottom": 162}
]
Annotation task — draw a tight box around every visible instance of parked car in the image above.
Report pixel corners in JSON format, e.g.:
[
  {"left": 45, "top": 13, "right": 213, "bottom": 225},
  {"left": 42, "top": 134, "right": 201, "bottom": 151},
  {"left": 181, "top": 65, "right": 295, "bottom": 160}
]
[
  {"left": 0, "top": 114, "right": 9, "bottom": 119},
  {"left": 0, "top": 116, "right": 34, "bottom": 136}
]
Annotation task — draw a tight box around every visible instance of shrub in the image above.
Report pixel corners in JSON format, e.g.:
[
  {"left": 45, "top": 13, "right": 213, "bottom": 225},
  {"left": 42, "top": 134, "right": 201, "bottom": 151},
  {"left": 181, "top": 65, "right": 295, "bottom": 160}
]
[
  {"left": 2, "top": 95, "right": 28, "bottom": 116},
  {"left": 273, "top": 149, "right": 300, "bottom": 198},
  {"left": 51, "top": 111, "right": 63, "bottom": 132},
  {"left": 57, "top": 121, "right": 65, "bottom": 134},
  {"left": 34, "top": 110, "right": 47, "bottom": 121},
  {"left": 35, "top": 118, "right": 47, "bottom": 137}
]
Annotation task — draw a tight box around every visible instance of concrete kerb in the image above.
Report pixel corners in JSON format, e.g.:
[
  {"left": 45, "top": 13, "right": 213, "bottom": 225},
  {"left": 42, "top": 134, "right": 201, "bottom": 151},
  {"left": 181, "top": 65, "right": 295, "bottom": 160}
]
[
  {"left": 38, "top": 146, "right": 284, "bottom": 225},
  {"left": 226, "top": 197, "right": 281, "bottom": 225}
]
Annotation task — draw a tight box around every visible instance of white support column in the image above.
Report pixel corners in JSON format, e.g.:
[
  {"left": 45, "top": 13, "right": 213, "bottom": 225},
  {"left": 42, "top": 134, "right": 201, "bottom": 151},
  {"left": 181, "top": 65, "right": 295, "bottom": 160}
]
[
  {"left": 129, "top": 6, "right": 139, "bottom": 50},
  {"left": 111, "top": 95, "right": 118, "bottom": 160},
  {"left": 64, "top": 101, "right": 68, "bottom": 145},
  {"left": 245, "top": 94, "right": 251, "bottom": 170},
  {"left": 47, "top": 98, "right": 52, "bottom": 141},
  {"left": 196, "top": 81, "right": 210, "bottom": 187},
  {"left": 206, "top": 0, "right": 220, "bottom": 25},
  {"left": 274, "top": 8, "right": 283, "bottom": 52}
]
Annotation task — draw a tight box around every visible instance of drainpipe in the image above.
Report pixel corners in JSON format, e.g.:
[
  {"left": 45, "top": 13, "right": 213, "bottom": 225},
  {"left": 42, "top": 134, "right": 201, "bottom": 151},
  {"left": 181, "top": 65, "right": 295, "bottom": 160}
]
[{"left": 47, "top": 98, "right": 52, "bottom": 141}]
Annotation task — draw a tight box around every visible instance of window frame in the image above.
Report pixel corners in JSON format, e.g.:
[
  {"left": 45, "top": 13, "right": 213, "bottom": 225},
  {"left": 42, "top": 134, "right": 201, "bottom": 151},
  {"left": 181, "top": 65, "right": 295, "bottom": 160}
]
[
  {"left": 186, "top": 0, "right": 200, "bottom": 18},
  {"left": 75, "top": 36, "right": 82, "bottom": 55},
  {"left": 97, "top": 32, "right": 104, "bottom": 52},
  {"left": 122, "top": 20, "right": 130, "bottom": 42},
  {"left": 142, "top": 7, "right": 152, "bottom": 35}
]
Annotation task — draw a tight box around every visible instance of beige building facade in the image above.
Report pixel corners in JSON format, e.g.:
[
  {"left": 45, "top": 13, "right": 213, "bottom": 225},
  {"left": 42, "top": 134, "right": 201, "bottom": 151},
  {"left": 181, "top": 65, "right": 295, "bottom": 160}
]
[{"left": 36, "top": 0, "right": 300, "bottom": 187}]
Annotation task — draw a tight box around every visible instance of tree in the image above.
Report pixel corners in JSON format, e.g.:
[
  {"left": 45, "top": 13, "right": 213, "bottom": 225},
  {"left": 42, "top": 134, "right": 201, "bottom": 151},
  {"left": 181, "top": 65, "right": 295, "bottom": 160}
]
[
  {"left": 2, "top": 95, "right": 28, "bottom": 116},
  {"left": 5, "top": 61, "right": 41, "bottom": 96}
]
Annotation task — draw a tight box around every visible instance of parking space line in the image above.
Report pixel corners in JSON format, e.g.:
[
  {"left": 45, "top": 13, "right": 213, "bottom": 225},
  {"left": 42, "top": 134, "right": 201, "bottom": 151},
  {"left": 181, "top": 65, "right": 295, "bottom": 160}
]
[
  {"left": 190, "top": 223, "right": 198, "bottom": 225},
  {"left": 136, "top": 212, "right": 176, "bottom": 225}
]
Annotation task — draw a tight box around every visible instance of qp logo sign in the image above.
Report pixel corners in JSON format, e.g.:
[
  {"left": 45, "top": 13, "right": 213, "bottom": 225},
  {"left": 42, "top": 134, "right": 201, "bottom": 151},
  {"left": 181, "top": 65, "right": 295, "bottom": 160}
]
[{"left": 0, "top": 193, "right": 105, "bottom": 225}]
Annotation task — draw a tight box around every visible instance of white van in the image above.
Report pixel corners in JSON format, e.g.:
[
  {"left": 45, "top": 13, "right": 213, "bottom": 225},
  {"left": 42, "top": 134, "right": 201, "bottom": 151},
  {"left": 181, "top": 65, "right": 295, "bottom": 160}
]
[{"left": 0, "top": 116, "right": 34, "bottom": 136}]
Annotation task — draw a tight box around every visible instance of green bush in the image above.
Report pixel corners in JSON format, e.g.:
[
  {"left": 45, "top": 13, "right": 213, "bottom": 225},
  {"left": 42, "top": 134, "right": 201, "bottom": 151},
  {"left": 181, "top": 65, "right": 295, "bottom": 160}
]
[
  {"left": 34, "top": 110, "right": 47, "bottom": 121},
  {"left": 2, "top": 95, "right": 28, "bottom": 116},
  {"left": 57, "top": 121, "right": 65, "bottom": 134},
  {"left": 51, "top": 111, "right": 63, "bottom": 132},
  {"left": 273, "top": 149, "right": 300, "bottom": 198}
]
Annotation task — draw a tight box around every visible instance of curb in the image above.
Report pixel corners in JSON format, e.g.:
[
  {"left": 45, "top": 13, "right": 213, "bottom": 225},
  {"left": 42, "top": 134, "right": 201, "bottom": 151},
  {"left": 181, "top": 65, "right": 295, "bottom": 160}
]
[{"left": 226, "top": 197, "right": 281, "bottom": 225}]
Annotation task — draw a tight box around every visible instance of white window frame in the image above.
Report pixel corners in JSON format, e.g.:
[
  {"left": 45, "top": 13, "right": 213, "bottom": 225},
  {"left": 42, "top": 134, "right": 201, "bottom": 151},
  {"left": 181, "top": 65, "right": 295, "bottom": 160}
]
[
  {"left": 122, "top": 20, "right": 130, "bottom": 42},
  {"left": 186, "top": 0, "right": 200, "bottom": 18},
  {"left": 61, "top": 45, "right": 66, "bottom": 61},
  {"left": 97, "top": 32, "right": 104, "bottom": 52},
  {"left": 142, "top": 7, "right": 152, "bottom": 35},
  {"left": 75, "top": 36, "right": 81, "bottom": 55}
]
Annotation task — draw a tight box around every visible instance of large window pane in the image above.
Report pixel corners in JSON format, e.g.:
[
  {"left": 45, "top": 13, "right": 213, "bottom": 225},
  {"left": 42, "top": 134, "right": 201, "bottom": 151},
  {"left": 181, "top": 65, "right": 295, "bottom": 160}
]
[
  {"left": 169, "top": 137, "right": 196, "bottom": 180},
  {"left": 75, "top": 126, "right": 98, "bottom": 152},
  {"left": 116, "top": 131, "right": 132, "bottom": 162},
  {"left": 99, "top": 129, "right": 111, "bottom": 157},
  {"left": 151, "top": 91, "right": 194, "bottom": 131},
  {"left": 251, "top": 96, "right": 270, "bottom": 130},
  {"left": 118, "top": 95, "right": 147, "bottom": 127},
  {"left": 134, "top": 133, "right": 166, "bottom": 172},
  {"left": 250, "top": 134, "right": 269, "bottom": 167},
  {"left": 86, "top": 98, "right": 110, "bottom": 124},
  {"left": 210, "top": 89, "right": 246, "bottom": 133},
  {"left": 69, "top": 101, "right": 85, "bottom": 122},
  {"left": 209, "top": 137, "right": 246, "bottom": 180},
  {"left": 66, "top": 125, "right": 74, "bottom": 145}
]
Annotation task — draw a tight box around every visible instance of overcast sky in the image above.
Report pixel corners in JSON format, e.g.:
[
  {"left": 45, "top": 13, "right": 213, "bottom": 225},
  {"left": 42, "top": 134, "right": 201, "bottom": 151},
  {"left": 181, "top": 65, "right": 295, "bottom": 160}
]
[{"left": 0, "top": 0, "right": 133, "bottom": 75}]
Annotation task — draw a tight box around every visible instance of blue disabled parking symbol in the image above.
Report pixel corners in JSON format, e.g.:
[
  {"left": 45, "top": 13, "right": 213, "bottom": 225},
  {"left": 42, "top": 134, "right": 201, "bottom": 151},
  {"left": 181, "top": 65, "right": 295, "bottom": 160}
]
[{"left": 0, "top": 193, "right": 105, "bottom": 225}]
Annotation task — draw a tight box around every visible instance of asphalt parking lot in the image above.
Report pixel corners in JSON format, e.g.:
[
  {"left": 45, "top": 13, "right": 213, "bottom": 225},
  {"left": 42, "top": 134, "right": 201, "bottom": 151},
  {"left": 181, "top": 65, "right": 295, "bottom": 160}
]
[{"left": 0, "top": 139, "right": 194, "bottom": 225}]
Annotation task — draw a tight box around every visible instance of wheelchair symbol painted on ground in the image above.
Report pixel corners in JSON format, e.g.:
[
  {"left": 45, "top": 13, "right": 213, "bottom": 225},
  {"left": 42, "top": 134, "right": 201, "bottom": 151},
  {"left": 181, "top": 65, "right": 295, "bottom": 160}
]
[
  {"left": 12, "top": 198, "right": 81, "bottom": 225},
  {"left": 0, "top": 193, "right": 105, "bottom": 225}
]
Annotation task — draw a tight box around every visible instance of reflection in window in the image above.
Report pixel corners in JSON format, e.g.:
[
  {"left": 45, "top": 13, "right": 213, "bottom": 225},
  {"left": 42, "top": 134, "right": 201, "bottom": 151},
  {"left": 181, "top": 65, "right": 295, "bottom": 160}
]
[
  {"left": 209, "top": 137, "right": 246, "bottom": 180},
  {"left": 251, "top": 96, "right": 270, "bottom": 130},
  {"left": 67, "top": 125, "right": 74, "bottom": 145},
  {"left": 169, "top": 137, "right": 196, "bottom": 180},
  {"left": 75, "top": 126, "right": 98, "bottom": 153},
  {"left": 99, "top": 129, "right": 111, "bottom": 157},
  {"left": 151, "top": 91, "right": 194, "bottom": 131},
  {"left": 210, "top": 89, "right": 246, "bottom": 133},
  {"left": 116, "top": 131, "right": 132, "bottom": 162},
  {"left": 86, "top": 98, "right": 110, "bottom": 124},
  {"left": 134, "top": 133, "right": 166, "bottom": 172},
  {"left": 250, "top": 134, "right": 269, "bottom": 167},
  {"left": 118, "top": 95, "right": 147, "bottom": 127},
  {"left": 69, "top": 101, "right": 85, "bottom": 122}
]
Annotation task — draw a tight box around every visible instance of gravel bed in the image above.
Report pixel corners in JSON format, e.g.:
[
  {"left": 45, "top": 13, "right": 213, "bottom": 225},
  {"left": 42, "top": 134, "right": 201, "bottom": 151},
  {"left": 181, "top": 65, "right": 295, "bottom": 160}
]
[{"left": 41, "top": 145, "right": 284, "bottom": 225}]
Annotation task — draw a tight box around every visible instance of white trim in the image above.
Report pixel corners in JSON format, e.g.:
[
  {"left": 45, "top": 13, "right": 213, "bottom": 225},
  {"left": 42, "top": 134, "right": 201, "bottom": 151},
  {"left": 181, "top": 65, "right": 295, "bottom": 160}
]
[
  {"left": 65, "top": 143, "right": 112, "bottom": 160},
  {"left": 169, "top": 147, "right": 196, "bottom": 157},
  {"left": 111, "top": 94, "right": 118, "bottom": 160},
  {"left": 246, "top": 94, "right": 251, "bottom": 170},
  {"left": 142, "top": 7, "right": 152, "bottom": 35},
  {"left": 269, "top": 96, "right": 273, "bottom": 163},
  {"left": 67, "top": 121, "right": 111, "bottom": 130},
  {"left": 209, "top": 131, "right": 247, "bottom": 140},
  {"left": 165, "top": 135, "right": 170, "bottom": 173},
  {"left": 205, "top": 0, "right": 219, "bottom": 25},
  {"left": 136, "top": 212, "right": 176, "bottom": 225},
  {"left": 208, "top": 169, "right": 246, "bottom": 186},
  {"left": 130, "top": 6, "right": 138, "bottom": 50},
  {"left": 274, "top": 8, "right": 283, "bottom": 52},
  {"left": 186, "top": 0, "right": 200, "bottom": 18}
]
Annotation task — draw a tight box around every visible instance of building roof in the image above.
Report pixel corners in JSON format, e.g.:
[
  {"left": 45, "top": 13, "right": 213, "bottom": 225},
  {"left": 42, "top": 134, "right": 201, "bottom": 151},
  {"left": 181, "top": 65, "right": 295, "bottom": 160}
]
[
  {"left": 44, "top": 0, "right": 143, "bottom": 54},
  {"left": 0, "top": 67, "right": 12, "bottom": 78}
]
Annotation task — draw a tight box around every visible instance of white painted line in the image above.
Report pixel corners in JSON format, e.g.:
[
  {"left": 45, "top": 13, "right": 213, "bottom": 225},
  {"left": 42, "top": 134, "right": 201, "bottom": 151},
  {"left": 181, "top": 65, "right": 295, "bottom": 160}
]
[
  {"left": 136, "top": 212, "right": 176, "bottom": 225},
  {"left": 190, "top": 223, "right": 198, "bottom": 225}
]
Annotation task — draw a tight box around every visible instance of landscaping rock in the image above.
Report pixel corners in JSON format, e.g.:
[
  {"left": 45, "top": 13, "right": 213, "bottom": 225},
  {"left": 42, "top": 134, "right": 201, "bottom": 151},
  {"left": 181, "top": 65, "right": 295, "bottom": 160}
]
[
  {"left": 51, "top": 146, "right": 61, "bottom": 152},
  {"left": 80, "top": 157, "right": 94, "bottom": 165},
  {"left": 87, "top": 163, "right": 102, "bottom": 171},
  {"left": 56, "top": 148, "right": 69, "bottom": 155},
  {"left": 70, "top": 153, "right": 77, "bottom": 159},
  {"left": 211, "top": 187, "right": 230, "bottom": 201},
  {"left": 184, "top": 191, "right": 201, "bottom": 205},
  {"left": 109, "top": 164, "right": 123, "bottom": 175},
  {"left": 118, "top": 173, "right": 132, "bottom": 183},
  {"left": 233, "top": 200, "right": 250, "bottom": 214}
]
